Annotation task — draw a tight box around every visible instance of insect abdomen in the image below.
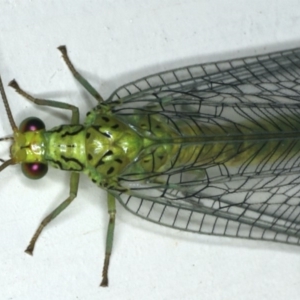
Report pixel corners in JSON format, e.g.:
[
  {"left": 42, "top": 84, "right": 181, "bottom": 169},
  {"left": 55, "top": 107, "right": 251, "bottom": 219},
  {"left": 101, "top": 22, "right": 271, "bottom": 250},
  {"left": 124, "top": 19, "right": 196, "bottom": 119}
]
[{"left": 122, "top": 107, "right": 300, "bottom": 176}]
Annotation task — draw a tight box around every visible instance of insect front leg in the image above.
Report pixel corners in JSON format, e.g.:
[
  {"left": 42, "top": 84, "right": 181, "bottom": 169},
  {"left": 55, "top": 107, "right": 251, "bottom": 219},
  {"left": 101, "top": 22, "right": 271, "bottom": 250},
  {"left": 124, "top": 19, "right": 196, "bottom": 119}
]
[
  {"left": 8, "top": 80, "right": 83, "bottom": 254},
  {"left": 58, "top": 45, "right": 104, "bottom": 103},
  {"left": 8, "top": 80, "right": 80, "bottom": 124},
  {"left": 25, "top": 172, "right": 80, "bottom": 255}
]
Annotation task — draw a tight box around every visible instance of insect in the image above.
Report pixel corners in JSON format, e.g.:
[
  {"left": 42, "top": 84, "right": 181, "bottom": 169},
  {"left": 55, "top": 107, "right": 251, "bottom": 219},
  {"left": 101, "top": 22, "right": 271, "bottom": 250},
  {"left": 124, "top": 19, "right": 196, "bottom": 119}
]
[{"left": 1, "top": 46, "right": 300, "bottom": 287}]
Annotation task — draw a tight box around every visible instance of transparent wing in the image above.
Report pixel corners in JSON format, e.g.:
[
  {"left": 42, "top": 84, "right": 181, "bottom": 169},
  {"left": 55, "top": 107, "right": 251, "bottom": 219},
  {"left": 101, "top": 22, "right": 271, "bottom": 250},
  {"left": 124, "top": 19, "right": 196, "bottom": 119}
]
[
  {"left": 106, "top": 48, "right": 300, "bottom": 245},
  {"left": 107, "top": 47, "right": 300, "bottom": 105}
]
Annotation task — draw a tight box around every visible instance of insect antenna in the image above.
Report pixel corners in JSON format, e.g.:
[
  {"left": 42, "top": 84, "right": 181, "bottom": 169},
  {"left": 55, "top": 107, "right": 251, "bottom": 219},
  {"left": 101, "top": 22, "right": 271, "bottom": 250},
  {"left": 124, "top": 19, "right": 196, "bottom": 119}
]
[
  {"left": 0, "top": 158, "right": 14, "bottom": 171},
  {"left": 0, "top": 76, "right": 17, "bottom": 131},
  {"left": 0, "top": 136, "right": 14, "bottom": 141},
  {"left": 0, "top": 75, "right": 17, "bottom": 171}
]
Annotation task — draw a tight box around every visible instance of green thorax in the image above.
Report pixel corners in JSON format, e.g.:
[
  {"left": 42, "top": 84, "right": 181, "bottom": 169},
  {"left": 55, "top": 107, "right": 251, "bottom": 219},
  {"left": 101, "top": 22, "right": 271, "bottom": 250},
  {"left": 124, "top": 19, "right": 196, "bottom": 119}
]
[
  {"left": 83, "top": 110, "right": 145, "bottom": 187},
  {"left": 44, "top": 125, "right": 87, "bottom": 171}
]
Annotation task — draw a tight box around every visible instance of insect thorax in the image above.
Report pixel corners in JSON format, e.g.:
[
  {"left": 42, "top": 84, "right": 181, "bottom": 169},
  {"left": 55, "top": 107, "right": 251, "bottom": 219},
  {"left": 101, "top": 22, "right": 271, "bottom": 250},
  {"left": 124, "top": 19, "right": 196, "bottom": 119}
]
[
  {"left": 84, "top": 111, "right": 146, "bottom": 187},
  {"left": 44, "top": 125, "right": 87, "bottom": 172}
]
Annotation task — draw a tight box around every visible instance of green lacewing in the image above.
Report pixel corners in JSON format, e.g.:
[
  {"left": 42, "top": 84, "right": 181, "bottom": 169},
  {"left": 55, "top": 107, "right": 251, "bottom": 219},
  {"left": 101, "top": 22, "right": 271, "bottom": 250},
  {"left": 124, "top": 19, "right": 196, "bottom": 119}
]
[{"left": 1, "top": 46, "right": 300, "bottom": 286}]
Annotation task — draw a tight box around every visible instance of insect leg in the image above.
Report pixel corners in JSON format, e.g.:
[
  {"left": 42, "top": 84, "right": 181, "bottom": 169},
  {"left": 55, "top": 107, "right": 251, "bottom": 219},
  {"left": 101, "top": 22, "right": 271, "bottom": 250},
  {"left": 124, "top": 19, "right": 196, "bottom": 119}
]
[
  {"left": 8, "top": 80, "right": 82, "bottom": 253},
  {"left": 25, "top": 172, "right": 80, "bottom": 255},
  {"left": 8, "top": 80, "right": 79, "bottom": 124},
  {"left": 57, "top": 45, "right": 104, "bottom": 103},
  {"left": 100, "top": 193, "right": 116, "bottom": 287}
]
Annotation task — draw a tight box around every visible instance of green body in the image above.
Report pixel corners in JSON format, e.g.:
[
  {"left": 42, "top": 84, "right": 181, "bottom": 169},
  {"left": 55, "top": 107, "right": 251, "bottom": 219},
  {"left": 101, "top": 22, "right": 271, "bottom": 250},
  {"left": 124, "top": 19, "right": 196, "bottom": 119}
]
[
  {"left": 3, "top": 46, "right": 300, "bottom": 287},
  {"left": 12, "top": 102, "right": 300, "bottom": 193}
]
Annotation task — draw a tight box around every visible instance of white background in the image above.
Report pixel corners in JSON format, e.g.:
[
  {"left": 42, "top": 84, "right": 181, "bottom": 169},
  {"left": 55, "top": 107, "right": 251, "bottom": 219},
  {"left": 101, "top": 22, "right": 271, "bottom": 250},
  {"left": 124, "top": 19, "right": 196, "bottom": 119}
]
[{"left": 0, "top": 1, "right": 300, "bottom": 300}]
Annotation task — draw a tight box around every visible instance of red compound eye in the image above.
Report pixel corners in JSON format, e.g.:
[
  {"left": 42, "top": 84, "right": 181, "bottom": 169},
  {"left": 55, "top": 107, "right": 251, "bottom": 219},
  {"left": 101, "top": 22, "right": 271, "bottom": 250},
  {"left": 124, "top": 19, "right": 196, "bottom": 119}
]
[
  {"left": 19, "top": 117, "right": 45, "bottom": 132},
  {"left": 21, "top": 162, "right": 48, "bottom": 180}
]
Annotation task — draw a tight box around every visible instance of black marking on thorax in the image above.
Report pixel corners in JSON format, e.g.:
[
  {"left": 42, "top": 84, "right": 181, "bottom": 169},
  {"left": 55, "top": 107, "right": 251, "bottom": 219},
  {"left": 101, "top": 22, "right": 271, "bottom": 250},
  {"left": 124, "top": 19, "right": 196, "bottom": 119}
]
[{"left": 61, "top": 125, "right": 84, "bottom": 137}]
